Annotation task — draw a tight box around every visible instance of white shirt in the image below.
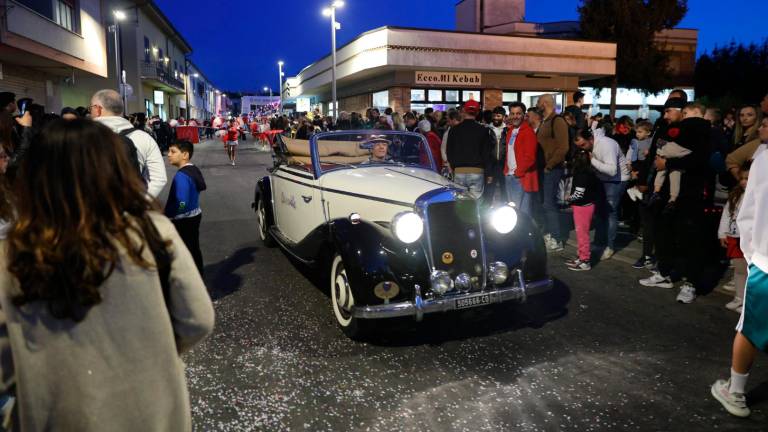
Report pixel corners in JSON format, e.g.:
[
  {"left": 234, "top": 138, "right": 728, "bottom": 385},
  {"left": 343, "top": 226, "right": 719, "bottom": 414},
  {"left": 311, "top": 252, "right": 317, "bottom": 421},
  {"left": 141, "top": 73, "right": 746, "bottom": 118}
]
[
  {"left": 95, "top": 116, "right": 168, "bottom": 198},
  {"left": 505, "top": 127, "right": 520, "bottom": 175},
  {"left": 738, "top": 148, "right": 768, "bottom": 272},
  {"left": 590, "top": 134, "right": 623, "bottom": 182}
]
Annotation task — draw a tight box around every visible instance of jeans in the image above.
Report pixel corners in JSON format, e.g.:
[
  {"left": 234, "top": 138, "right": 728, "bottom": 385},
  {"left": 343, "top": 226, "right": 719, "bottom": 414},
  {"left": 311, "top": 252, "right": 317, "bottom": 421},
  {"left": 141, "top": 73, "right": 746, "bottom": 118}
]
[
  {"left": 542, "top": 167, "right": 564, "bottom": 241},
  {"left": 454, "top": 173, "right": 485, "bottom": 199},
  {"left": 595, "top": 181, "right": 627, "bottom": 250},
  {"left": 505, "top": 175, "right": 533, "bottom": 215},
  {"left": 573, "top": 204, "right": 596, "bottom": 261}
]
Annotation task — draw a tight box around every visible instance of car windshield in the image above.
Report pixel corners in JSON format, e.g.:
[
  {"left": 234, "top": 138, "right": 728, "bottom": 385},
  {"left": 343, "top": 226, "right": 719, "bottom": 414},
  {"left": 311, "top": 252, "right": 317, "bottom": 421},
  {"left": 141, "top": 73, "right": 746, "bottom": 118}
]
[{"left": 312, "top": 131, "right": 436, "bottom": 174}]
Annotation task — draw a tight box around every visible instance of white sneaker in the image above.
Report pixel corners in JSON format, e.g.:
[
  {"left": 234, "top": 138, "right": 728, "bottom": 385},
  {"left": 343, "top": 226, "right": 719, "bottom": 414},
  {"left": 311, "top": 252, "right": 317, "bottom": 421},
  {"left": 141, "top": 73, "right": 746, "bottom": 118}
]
[
  {"left": 547, "top": 240, "right": 564, "bottom": 252},
  {"left": 600, "top": 247, "right": 615, "bottom": 261},
  {"left": 568, "top": 260, "right": 591, "bottom": 271},
  {"left": 711, "top": 379, "right": 750, "bottom": 418},
  {"left": 626, "top": 187, "right": 643, "bottom": 202},
  {"left": 725, "top": 298, "right": 743, "bottom": 312},
  {"left": 639, "top": 271, "right": 674, "bottom": 289},
  {"left": 676, "top": 283, "right": 697, "bottom": 304},
  {"left": 722, "top": 281, "right": 736, "bottom": 292}
]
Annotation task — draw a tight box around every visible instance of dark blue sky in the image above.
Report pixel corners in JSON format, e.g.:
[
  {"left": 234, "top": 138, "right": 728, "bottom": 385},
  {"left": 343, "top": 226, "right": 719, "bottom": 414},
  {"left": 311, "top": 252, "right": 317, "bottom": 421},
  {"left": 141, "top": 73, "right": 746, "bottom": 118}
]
[{"left": 155, "top": 0, "right": 767, "bottom": 93}]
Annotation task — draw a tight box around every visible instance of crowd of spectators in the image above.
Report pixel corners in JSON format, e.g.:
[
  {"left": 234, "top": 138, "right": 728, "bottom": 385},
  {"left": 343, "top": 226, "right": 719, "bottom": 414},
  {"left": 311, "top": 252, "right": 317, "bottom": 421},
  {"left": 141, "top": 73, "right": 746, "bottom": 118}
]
[
  {"left": 0, "top": 90, "right": 213, "bottom": 428},
  {"left": 274, "top": 90, "right": 768, "bottom": 311}
]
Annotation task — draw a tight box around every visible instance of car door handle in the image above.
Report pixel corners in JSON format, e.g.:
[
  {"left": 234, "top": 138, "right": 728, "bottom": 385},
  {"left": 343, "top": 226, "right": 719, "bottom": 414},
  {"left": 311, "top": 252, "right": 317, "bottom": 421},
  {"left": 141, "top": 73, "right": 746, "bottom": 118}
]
[{"left": 301, "top": 195, "right": 312, "bottom": 203}]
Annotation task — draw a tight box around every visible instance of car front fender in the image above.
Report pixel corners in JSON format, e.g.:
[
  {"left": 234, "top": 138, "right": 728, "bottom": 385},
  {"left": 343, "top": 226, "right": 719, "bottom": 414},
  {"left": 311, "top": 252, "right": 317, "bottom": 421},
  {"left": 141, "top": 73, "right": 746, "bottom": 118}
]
[
  {"left": 330, "top": 218, "right": 430, "bottom": 306},
  {"left": 483, "top": 209, "right": 548, "bottom": 282}
]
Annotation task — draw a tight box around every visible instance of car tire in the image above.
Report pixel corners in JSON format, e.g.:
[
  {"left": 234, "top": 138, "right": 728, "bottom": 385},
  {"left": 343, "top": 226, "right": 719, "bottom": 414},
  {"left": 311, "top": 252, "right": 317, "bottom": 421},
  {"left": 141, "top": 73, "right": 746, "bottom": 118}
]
[
  {"left": 330, "top": 254, "right": 367, "bottom": 339},
  {"left": 256, "top": 197, "right": 276, "bottom": 247}
]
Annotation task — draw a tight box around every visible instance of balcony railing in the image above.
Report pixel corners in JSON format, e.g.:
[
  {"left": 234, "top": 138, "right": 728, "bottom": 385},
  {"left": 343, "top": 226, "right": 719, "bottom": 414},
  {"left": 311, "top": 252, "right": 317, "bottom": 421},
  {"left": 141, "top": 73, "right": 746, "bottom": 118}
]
[{"left": 140, "top": 61, "right": 185, "bottom": 91}]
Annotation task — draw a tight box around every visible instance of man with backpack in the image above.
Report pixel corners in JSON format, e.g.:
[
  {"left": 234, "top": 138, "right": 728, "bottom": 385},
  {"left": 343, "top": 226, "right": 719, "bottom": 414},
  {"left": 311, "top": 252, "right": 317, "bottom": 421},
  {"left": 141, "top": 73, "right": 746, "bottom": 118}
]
[
  {"left": 90, "top": 89, "right": 167, "bottom": 197},
  {"left": 537, "top": 94, "right": 570, "bottom": 251}
]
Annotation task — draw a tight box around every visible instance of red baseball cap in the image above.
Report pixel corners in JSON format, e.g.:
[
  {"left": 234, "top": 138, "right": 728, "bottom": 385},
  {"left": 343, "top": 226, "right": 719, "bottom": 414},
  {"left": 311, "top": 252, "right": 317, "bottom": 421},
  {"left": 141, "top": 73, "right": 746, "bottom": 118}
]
[{"left": 463, "top": 99, "right": 480, "bottom": 115}]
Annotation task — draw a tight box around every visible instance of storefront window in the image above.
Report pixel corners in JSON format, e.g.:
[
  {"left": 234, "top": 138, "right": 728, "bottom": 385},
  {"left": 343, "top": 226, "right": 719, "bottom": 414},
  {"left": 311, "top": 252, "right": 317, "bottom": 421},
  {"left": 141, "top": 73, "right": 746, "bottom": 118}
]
[
  {"left": 428, "top": 90, "right": 442, "bottom": 101},
  {"left": 503, "top": 92, "right": 520, "bottom": 103},
  {"left": 411, "top": 89, "right": 425, "bottom": 102},
  {"left": 462, "top": 90, "right": 480, "bottom": 102},
  {"left": 372, "top": 90, "right": 389, "bottom": 109}
]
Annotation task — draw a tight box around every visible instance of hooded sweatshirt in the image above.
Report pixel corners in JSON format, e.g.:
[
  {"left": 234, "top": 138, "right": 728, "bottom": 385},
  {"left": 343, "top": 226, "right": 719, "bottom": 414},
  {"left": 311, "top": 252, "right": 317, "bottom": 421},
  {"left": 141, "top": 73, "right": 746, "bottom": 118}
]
[
  {"left": 94, "top": 116, "right": 167, "bottom": 197},
  {"left": 738, "top": 149, "right": 768, "bottom": 272},
  {"left": 164, "top": 164, "right": 207, "bottom": 219}
]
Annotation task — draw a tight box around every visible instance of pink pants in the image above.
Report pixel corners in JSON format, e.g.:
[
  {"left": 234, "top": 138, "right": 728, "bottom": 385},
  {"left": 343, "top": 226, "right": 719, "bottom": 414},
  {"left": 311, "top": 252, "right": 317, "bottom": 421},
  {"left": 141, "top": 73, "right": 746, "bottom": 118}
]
[{"left": 572, "top": 204, "right": 595, "bottom": 261}]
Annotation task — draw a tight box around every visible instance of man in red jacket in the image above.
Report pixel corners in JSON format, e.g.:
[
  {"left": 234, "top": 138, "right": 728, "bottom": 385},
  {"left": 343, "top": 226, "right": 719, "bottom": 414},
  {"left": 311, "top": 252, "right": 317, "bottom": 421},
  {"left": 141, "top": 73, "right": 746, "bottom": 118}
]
[{"left": 500, "top": 101, "right": 539, "bottom": 214}]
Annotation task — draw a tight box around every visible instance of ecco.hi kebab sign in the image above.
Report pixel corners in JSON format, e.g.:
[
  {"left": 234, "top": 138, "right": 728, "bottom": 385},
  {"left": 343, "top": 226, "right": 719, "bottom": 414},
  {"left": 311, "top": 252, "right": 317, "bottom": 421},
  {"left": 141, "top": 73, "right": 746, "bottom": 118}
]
[{"left": 415, "top": 71, "right": 482, "bottom": 86}]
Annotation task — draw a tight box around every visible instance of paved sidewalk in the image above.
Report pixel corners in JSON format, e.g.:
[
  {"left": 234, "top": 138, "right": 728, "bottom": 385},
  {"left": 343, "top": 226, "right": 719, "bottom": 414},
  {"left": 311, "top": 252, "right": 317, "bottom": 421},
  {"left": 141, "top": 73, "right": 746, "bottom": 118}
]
[{"left": 560, "top": 224, "right": 735, "bottom": 297}]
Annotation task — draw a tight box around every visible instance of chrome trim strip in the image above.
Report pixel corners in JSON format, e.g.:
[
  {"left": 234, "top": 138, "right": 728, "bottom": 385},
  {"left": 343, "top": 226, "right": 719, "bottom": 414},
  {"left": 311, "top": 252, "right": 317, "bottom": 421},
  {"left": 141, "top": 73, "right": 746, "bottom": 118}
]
[{"left": 352, "top": 278, "right": 553, "bottom": 319}]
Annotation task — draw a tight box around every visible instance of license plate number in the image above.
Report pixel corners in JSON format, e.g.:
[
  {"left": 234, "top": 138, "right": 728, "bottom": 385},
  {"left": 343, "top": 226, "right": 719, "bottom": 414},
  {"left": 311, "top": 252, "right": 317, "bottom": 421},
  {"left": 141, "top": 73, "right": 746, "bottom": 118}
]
[{"left": 455, "top": 294, "right": 490, "bottom": 310}]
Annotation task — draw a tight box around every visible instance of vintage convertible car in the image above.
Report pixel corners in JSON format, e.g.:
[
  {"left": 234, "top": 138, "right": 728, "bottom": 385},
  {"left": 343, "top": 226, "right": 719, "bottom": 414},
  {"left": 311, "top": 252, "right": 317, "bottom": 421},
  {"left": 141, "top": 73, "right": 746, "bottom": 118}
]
[{"left": 252, "top": 130, "right": 553, "bottom": 338}]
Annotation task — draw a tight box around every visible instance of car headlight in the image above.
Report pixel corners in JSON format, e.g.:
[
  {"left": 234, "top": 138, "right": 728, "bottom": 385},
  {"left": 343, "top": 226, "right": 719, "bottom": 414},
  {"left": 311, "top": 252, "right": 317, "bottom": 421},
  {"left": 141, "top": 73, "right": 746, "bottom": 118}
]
[
  {"left": 430, "top": 270, "right": 453, "bottom": 295},
  {"left": 391, "top": 211, "right": 424, "bottom": 244},
  {"left": 488, "top": 261, "right": 509, "bottom": 285},
  {"left": 490, "top": 203, "right": 518, "bottom": 234},
  {"left": 455, "top": 272, "right": 471, "bottom": 292}
]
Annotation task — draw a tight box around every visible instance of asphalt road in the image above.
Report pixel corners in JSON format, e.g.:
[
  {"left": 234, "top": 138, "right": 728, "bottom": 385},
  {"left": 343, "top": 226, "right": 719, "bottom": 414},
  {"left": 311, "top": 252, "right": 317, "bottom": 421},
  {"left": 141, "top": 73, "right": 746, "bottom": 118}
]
[{"left": 168, "top": 138, "right": 767, "bottom": 431}]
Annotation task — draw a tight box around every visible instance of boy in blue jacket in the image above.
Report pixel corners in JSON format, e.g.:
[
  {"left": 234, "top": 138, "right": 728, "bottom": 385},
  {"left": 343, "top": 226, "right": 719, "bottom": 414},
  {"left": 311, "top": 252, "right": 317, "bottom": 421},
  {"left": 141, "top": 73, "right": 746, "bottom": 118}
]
[{"left": 165, "top": 140, "right": 207, "bottom": 274}]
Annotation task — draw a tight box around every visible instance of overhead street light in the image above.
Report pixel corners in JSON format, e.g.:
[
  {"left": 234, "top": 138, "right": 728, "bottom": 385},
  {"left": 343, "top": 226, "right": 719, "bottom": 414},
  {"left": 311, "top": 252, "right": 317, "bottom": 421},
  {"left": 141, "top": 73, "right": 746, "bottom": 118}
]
[
  {"left": 278, "top": 61, "right": 284, "bottom": 114},
  {"left": 322, "top": 1, "right": 344, "bottom": 121},
  {"left": 111, "top": 10, "right": 127, "bottom": 111}
]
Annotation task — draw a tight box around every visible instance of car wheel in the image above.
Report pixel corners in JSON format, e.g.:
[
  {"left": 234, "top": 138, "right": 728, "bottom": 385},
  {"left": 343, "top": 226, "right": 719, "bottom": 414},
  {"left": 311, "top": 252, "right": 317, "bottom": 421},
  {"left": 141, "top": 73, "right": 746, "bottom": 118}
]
[
  {"left": 256, "top": 198, "right": 276, "bottom": 247},
  {"left": 330, "top": 254, "right": 366, "bottom": 339}
]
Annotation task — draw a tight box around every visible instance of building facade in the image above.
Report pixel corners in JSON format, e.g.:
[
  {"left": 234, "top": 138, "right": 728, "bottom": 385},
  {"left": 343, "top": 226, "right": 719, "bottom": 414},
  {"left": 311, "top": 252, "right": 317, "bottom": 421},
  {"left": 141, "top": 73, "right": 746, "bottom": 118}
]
[
  {"left": 0, "top": 0, "right": 109, "bottom": 113},
  {"left": 285, "top": 26, "right": 616, "bottom": 115},
  {"left": 107, "top": 0, "right": 192, "bottom": 120},
  {"left": 185, "top": 60, "right": 217, "bottom": 121}
]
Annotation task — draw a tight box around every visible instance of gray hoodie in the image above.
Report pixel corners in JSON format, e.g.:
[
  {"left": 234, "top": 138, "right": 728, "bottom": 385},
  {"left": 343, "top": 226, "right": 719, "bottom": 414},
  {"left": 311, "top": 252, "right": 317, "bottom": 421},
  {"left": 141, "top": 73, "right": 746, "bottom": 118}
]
[{"left": 95, "top": 116, "right": 167, "bottom": 197}]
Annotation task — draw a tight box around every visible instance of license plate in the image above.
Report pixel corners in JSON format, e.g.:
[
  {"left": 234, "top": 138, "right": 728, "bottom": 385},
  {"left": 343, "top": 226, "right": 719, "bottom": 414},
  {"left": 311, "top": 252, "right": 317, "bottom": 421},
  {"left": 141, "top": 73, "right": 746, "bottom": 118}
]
[{"left": 455, "top": 294, "right": 490, "bottom": 310}]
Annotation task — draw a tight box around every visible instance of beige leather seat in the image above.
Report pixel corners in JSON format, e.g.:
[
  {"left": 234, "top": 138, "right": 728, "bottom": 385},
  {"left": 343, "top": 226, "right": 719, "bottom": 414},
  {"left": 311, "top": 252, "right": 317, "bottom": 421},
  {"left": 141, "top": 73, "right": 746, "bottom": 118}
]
[{"left": 283, "top": 137, "right": 371, "bottom": 167}]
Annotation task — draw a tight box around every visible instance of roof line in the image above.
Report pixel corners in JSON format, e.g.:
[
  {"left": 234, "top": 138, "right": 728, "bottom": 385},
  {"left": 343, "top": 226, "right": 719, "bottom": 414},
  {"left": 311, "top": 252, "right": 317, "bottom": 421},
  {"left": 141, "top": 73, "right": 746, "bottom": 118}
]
[
  {"left": 293, "top": 25, "right": 616, "bottom": 79},
  {"left": 134, "top": 0, "right": 193, "bottom": 54}
]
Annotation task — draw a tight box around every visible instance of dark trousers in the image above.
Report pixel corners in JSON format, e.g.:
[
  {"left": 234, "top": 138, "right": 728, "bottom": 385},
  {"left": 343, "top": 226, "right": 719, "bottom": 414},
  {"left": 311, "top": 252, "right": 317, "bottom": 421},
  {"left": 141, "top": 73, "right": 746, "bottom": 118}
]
[
  {"left": 639, "top": 201, "right": 656, "bottom": 257},
  {"left": 483, "top": 163, "right": 506, "bottom": 206},
  {"left": 172, "top": 214, "right": 204, "bottom": 276},
  {"left": 654, "top": 198, "right": 707, "bottom": 288}
]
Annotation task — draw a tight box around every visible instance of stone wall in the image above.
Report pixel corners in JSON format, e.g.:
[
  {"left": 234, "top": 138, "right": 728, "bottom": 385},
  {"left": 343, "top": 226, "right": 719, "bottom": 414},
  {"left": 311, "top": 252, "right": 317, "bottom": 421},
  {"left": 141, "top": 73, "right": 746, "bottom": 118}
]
[
  {"left": 483, "top": 89, "right": 502, "bottom": 110},
  {"left": 388, "top": 87, "right": 411, "bottom": 113},
  {"left": 339, "top": 94, "right": 371, "bottom": 113}
]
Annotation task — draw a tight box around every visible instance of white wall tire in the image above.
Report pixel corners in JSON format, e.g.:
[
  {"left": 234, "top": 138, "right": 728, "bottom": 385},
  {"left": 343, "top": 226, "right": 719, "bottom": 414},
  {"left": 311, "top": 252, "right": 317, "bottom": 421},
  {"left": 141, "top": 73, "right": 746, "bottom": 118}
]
[
  {"left": 330, "top": 254, "right": 365, "bottom": 338},
  {"left": 256, "top": 198, "right": 275, "bottom": 247}
]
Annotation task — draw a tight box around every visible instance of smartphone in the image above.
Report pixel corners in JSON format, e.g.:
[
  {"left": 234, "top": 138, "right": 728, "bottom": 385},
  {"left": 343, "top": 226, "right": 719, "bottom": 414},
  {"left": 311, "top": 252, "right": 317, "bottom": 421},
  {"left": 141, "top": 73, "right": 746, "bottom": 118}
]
[{"left": 18, "top": 100, "right": 27, "bottom": 116}]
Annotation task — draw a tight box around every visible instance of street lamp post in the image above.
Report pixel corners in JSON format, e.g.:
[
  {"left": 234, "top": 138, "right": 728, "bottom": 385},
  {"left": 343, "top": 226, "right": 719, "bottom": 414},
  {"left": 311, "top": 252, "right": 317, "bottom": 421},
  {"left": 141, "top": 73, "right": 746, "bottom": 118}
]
[
  {"left": 112, "top": 10, "right": 126, "bottom": 110},
  {"left": 263, "top": 86, "right": 272, "bottom": 97},
  {"left": 278, "top": 61, "right": 284, "bottom": 115},
  {"left": 322, "top": 1, "right": 344, "bottom": 121}
]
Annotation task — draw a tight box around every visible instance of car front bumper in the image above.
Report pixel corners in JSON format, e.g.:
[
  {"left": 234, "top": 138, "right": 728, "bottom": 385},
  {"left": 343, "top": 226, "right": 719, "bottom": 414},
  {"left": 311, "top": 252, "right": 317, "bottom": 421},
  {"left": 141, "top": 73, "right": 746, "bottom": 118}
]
[{"left": 351, "top": 274, "right": 553, "bottom": 321}]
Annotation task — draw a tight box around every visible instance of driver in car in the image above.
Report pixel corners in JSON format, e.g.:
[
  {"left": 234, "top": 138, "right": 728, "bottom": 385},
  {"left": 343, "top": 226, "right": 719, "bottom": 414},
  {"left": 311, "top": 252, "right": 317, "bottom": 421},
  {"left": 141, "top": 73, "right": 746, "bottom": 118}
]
[{"left": 362, "top": 138, "right": 394, "bottom": 164}]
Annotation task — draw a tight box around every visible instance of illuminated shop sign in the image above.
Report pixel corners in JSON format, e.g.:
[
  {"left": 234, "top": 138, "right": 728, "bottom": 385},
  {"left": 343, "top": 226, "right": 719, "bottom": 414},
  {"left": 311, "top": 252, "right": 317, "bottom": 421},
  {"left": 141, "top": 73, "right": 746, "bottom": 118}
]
[{"left": 415, "top": 71, "right": 482, "bottom": 86}]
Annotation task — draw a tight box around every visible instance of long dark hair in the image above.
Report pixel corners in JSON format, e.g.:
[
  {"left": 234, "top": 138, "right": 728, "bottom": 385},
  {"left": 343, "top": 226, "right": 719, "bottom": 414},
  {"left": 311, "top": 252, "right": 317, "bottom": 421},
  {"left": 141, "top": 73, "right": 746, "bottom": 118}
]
[
  {"left": 7, "top": 119, "right": 169, "bottom": 321},
  {"left": 728, "top": 161, "right": 752, "bottom": 217}
]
